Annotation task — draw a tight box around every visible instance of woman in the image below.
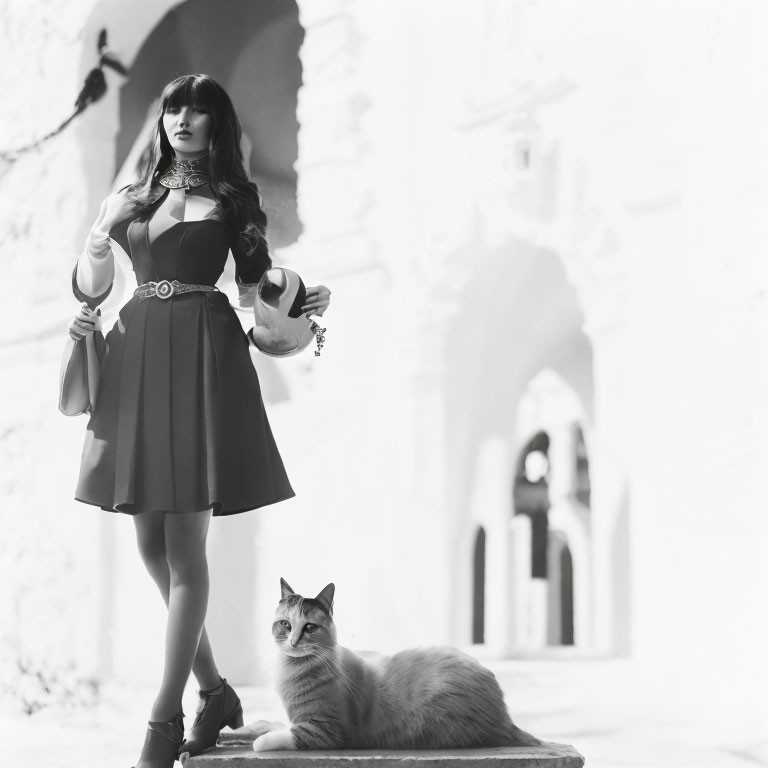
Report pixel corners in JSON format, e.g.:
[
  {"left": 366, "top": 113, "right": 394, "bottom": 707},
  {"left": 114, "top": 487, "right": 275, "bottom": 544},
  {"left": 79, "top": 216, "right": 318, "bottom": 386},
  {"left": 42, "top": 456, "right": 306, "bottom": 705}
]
[{"left": 69, "top": 74, "right": 330, "bottom": 768}]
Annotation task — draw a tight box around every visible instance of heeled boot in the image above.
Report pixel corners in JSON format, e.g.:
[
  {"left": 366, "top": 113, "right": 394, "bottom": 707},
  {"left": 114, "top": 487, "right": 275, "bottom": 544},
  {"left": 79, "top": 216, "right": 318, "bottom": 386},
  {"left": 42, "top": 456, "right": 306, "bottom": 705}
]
[
  {"left": 133, "top": 710, "right": 184, "bottom": 768},
  {"left": 180, "top": 677, "right": 243, "bottom": 756}
]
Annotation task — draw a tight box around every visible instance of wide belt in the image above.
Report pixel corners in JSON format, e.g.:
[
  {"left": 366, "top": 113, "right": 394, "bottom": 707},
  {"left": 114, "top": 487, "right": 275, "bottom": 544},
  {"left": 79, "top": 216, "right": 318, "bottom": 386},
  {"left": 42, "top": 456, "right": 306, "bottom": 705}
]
[{"left": 134, "top": 280, "right": 219, "bottom": 300}]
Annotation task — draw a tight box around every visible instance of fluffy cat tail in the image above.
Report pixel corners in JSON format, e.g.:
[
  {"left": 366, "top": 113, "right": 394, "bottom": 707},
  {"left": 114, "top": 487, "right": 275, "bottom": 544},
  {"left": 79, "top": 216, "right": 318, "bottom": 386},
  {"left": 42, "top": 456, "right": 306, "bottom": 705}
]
[{"left": 506, "top": 723, "right": 542, "bottom": 747}]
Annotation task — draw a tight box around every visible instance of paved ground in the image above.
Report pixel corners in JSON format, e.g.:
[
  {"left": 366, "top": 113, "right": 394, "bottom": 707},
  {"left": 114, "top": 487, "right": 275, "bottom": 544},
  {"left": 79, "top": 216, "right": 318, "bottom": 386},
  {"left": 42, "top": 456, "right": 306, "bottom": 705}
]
[{"left": 3, "top": 659, "right": 767, "bottom": 768}]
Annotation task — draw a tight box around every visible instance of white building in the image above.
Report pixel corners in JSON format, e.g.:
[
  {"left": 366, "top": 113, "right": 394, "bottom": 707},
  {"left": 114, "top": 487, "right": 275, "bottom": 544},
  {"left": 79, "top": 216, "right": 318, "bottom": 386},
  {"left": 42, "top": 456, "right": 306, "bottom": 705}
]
[{"left": 1, "top": 0, "right": 766, "bottom": 735}]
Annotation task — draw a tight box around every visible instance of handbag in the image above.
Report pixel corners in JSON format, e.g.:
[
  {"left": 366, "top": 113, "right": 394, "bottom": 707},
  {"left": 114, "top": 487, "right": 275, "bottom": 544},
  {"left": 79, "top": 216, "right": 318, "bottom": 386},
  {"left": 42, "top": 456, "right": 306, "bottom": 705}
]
[
  {"left": 58, "top": 310, "right": 106, "bottom": 416},
  {"left": 249, "top": 268, "right": 326, "bottom": 357}
]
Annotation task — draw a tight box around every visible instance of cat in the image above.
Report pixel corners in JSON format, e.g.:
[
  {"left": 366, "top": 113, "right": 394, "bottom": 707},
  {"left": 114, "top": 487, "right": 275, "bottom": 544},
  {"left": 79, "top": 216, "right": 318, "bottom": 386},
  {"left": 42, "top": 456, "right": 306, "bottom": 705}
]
[{"left": 219, "top": 579, "right": 541, "bottom": 753}]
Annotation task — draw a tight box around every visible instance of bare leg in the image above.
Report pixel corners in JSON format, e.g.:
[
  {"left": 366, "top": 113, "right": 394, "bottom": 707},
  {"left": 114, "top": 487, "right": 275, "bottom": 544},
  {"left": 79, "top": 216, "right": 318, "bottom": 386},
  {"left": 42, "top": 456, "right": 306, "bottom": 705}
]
[
  {"left": 151, "top": 509, "right": 214, "bottom": 720},
  {"left": 133, "top": 511, "right": 222, "bottom": 692},
  {"left": 133, "top": 509, "right": 213, "bottom": 720}
]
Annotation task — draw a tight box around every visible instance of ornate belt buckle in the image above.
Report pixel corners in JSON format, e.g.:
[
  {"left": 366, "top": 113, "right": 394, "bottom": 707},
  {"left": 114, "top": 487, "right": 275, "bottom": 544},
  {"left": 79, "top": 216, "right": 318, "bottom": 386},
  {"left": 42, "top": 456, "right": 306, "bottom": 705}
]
[{"left": 156, "top": 280, "right": 175, "bottom": 300}]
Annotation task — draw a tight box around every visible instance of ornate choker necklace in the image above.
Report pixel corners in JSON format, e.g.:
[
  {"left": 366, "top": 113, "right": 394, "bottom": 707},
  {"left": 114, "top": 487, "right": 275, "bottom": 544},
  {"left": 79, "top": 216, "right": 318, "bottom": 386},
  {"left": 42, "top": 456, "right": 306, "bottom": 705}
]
[{"left": 158, "top": 157, "right": 210, "bottom": 191}]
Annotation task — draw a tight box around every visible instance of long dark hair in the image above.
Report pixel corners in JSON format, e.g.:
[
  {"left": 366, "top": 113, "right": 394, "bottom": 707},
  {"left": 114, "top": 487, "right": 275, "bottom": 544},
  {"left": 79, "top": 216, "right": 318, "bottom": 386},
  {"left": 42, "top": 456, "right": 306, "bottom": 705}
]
[{"left": 128, "top": 74, "right": 270, "bottom": 271}]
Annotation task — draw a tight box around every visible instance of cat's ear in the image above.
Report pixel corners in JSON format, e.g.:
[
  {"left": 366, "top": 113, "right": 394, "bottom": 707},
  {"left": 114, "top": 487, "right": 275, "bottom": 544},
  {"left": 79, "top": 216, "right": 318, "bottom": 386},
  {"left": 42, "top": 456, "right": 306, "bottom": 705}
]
[
  {"left": 280, "top": 578, "right": 295, "bottom": 598},
  {"left": 315, "top": 583, "right": 335, "bottom": 615}
]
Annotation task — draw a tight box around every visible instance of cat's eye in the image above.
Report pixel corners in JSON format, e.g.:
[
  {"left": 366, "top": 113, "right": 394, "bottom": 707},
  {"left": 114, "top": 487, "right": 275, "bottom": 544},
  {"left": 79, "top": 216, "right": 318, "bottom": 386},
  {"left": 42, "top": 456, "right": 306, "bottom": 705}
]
[
  {"left": 305, "top": 623, "right": 317, "bottom": 632},
  {"left": 280, "top": 620, "right": 291, "bottom": 630}
]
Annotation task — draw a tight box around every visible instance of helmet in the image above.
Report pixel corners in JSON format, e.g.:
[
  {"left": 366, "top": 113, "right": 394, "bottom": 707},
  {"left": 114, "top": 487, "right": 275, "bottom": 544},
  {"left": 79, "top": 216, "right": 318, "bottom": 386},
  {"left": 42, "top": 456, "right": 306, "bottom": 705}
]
[{"left": 250, "top": 268, "right": 323, "bottom": 357}]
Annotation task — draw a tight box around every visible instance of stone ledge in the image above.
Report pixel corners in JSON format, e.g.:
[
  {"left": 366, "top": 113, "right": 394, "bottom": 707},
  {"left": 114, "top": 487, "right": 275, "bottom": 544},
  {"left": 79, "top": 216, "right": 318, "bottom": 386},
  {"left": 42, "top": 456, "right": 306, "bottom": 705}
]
[{"left": 183, "top": 742, "right": 585, "bottom": 767}]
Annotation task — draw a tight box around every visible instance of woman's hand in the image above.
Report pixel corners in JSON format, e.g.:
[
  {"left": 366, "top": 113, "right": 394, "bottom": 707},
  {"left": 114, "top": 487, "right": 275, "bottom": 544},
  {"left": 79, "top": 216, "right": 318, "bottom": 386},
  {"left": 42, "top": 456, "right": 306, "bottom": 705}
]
[
  {"left": 98, "top": 189, "right": 142, "bottom": 232},
  {"left": 302, "top": 284, "right": 331, "bottom": 316},
  {"left": 68, "top": 304, "right": 102, "bottom": 341}
]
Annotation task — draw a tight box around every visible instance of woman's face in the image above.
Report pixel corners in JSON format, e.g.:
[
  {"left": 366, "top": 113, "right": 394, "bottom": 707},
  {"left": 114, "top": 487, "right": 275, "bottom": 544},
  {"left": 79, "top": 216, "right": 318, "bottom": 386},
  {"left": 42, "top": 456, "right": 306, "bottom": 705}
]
[{"left": 163, "top": 103, "right": 212, "bottom": 159}]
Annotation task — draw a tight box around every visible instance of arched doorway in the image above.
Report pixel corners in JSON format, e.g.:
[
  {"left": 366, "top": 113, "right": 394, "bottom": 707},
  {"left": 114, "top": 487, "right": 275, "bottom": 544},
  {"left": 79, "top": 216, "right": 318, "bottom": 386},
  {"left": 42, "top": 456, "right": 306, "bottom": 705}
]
[
  {"left": 511, "top": 371, "right": 593, "bottom": 651},
  {"left": 117, "top": 0, "right": 303, "bottom": 247},
  {"left": 513, "top": 431, "right": 551, "bottom": 581},
  {"left": 511, "top": 431, "right": 551, "bottom": 650}
]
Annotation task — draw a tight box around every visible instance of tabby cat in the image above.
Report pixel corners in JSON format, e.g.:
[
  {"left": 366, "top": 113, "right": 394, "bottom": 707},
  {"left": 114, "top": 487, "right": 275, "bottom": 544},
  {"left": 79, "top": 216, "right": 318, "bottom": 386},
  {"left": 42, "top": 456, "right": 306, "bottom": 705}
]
[{"left": 220, "top": 579, "right": 540, "bottom": 753}]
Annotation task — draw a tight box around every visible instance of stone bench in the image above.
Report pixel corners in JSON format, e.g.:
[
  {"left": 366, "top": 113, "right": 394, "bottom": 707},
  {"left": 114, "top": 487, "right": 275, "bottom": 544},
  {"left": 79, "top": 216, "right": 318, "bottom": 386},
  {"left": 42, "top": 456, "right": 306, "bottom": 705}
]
[{"left": 182, "top": 742, "right": 585, "bottom": 767}]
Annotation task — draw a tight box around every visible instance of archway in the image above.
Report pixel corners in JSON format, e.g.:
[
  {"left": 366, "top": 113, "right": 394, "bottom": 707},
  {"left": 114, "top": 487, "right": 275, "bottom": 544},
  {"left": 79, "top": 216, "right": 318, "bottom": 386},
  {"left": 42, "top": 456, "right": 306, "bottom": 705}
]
[
  {"left": 117, "top": 0, "right": 303, "bottom": 248},
  {"left": 512, "top": 370, "right": 593, "bottom": 651},
  {"left": 513, "top": 431, "right": 551, "bottom": 581}
]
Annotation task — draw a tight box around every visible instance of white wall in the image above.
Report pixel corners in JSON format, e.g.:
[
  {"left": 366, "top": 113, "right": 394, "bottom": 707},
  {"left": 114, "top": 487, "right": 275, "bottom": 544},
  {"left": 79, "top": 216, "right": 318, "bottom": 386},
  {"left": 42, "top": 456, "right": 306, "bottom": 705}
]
[{"left": 1, "top": 3, "right": 766, "bottom": 734}]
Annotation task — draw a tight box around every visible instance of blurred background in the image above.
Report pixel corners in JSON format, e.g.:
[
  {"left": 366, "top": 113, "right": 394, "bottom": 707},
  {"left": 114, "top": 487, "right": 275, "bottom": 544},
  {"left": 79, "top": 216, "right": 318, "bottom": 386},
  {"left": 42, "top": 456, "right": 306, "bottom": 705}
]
[{"left": 1, "top": 1, "right": 767, "bottom": 766}]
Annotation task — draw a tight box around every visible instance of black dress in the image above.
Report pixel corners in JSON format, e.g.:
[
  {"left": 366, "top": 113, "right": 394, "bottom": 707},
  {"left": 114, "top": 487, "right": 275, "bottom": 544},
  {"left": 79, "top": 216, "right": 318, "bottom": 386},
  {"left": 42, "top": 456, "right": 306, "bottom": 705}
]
[{"left": 74, "top": 198, "right": 295, "bottom": 516}]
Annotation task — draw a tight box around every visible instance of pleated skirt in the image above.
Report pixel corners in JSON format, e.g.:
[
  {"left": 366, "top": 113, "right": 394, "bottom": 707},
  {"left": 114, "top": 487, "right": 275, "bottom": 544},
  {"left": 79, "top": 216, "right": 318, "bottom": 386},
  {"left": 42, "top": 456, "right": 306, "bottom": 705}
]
[{"left": 75, "top": 291, "right": 294, "bottom": 515}]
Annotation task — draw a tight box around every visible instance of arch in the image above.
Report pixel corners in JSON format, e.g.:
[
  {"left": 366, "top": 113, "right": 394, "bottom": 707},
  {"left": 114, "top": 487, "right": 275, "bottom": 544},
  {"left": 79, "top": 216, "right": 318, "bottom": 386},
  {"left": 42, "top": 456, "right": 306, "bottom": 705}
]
[
  {"left": 472, "top": 526, "right": 486, "bottom": 644},
  {"left": 82, "top": 0, "right": 304, "bottom": 404},
  {"left": 511, "top": 370, "right": 594, "bottom": 652},
  {"left": 513, "top": 430, "right": 551, "bottom": 580},
  {"left": 117, "top": 0, "right": 303, "bottom": 248},
  {"left": 77, "top": 0, "right": 302, "bottom": 248},
  {"left": 437, "top": 234, "right": 594, "bottom": 655}
]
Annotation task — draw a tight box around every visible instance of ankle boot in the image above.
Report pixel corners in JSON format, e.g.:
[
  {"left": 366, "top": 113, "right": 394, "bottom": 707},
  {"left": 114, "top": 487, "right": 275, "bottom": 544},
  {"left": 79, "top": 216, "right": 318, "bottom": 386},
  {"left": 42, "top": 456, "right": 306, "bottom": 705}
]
[
  {"left": 133, "top": 710, "right": 184, "bottom": 768},
  {"left": 181, "top": 677, "right": 243, "bottom": 756}
]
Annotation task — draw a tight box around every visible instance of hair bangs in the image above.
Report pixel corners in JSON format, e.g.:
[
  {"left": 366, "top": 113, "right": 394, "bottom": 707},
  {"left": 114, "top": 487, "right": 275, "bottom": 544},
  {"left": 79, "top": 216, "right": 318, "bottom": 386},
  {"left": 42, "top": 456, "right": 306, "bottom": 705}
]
[{"left": 162, "top": 75, "right": 216, "bottom": 113}]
